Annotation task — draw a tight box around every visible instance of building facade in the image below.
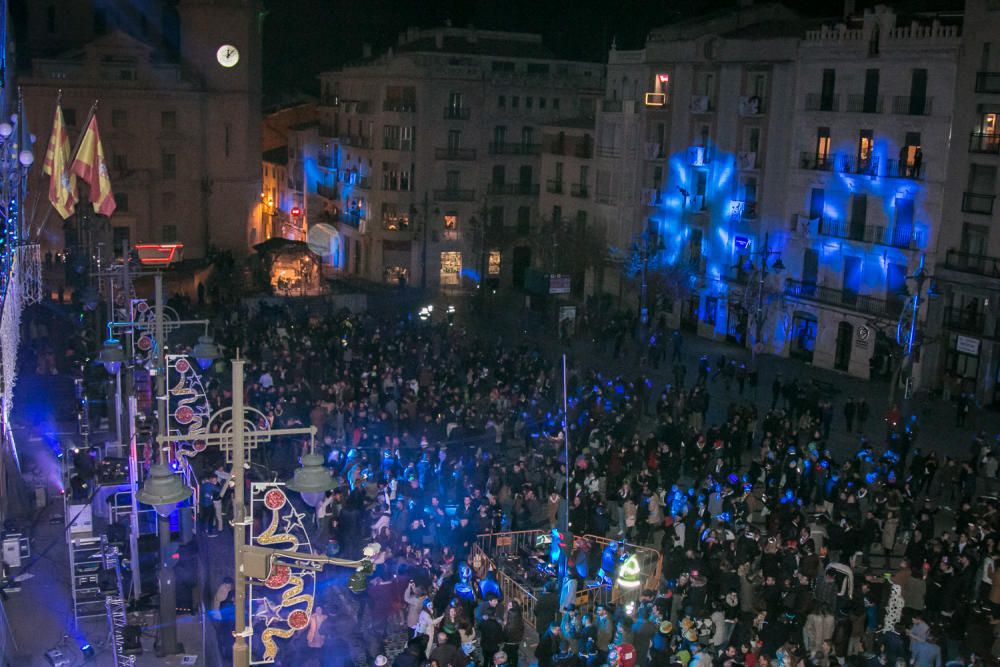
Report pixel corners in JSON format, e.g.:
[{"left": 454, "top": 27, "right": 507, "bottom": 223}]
[
  {"left": 928, "top": 0, "right": 1000, "bottom": 406},
  {"left": 20, "top": 0, "right": 262, "bottom": 261},
  {"left": 311, "top": 27, "right": 604, "bottom": 289}
]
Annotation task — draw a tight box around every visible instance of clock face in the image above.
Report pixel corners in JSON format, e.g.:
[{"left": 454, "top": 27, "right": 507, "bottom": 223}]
[{"left": 216, "top": 44, "right": 240, "bottom": 68}]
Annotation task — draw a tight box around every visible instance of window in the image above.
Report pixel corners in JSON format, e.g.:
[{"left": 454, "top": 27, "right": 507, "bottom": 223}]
[
  {"left": 526, "top": 97, "right": 533, "bottom": 109},
  {"left": 400, "top": 164, "right": 413, "bottom": 191},
  {"left": 383, "top": 125, "right": 400, "bottom": 149},
  {"left": 114, "top": 193, "right": 129, "bottom": 213},
  {"left": 401, "top": 126, "right": 415, "bottom": 151},
  {"left": 490, "top": 206, "right": 504, "bottom": 229},
  {"left": 750, "top": 73, "right": 767, "bottom": 97},
  {"left": 552, "top": 98, "right": 560, "bottom": 111},
  {"left": 521, "top": 126, "right": 534, "bottom": 146},
  {"left": 112, "top": 226, "right": 129, "bottom": 255},
  {"left": 161, "top": 110, "right": 177, "bottom": 130},
  {"left": 112, "top": 153, "right": 128, "bottom": 171},
  {"left": 161, "top": 152, "right": 176, "bottom": 179},
  {"left": 446, "top": 170, "right": 460, "bottom": 191},
  {"left": 162, "top": 224, "right": 178, "bottom": 242},
  {"left": 517, "top": 206, "right": 530, "bottom": 235},
  {"left": 161, "top": 192, "right": 176, "bottom": 212},
  {"left": 704, "top": 296, "right": 718, "bottom": 325},
  {"left": 63, "top": 107, "right": 76, "bottom": 127},
  {"left": 448, "top": 92, "right": 462, "bottom": 110},
  {"left": 492, "top": 165, "right": 506, "bottom": 185},
  {"left": 111, "top": 109, "right": 127, "bottom": 128},
  {"left": 381, "top": 203, "right": 409, "bottom": 230},
  {"left": 539, "top": 97, "right": 546, "bottom": 110},
  {"left": 444, "top": 214, "right": 458, "bottom": 230},
  {"left": 382, "top": 162, "right": 399, "bottom": 191},
  {"left": 745, "top": 127, "right": 760, "bottom": 154},
  {"left": 447, "top": 130, "right": 462, "bottom": 150},
  {"left": 488, "top": 250, "right": 501, "bottom": 275},
  {"left": 858, "top": 129, "right": 874, "bottom": 170},
  {"left": 498, "top": 95, "right": 506, "bottom": 109},
  {"left": 820, "top": 69, "right": 836, "bottom": 110},
  {"left": 816, "top": 127, "right": 831, "bottom": 162},
  {"left": 552, "top": 205, "right": 562, "bottom": 225},
  {"left": 493, "top": 125, "right": 507, "bottom": 146},
  {"left": 440, "top": 251, "right": 462, "bottom": 285},
  {"left": 512, "top": 96, "right": 520, "bottom": 109}
]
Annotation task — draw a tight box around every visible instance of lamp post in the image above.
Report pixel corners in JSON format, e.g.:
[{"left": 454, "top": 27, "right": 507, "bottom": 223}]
[
  {"left": 744, "top": 231, "right": 784, "bottom": 356},
  {"left": 155, "top": 357, "right": 351, "bottom": 667}
]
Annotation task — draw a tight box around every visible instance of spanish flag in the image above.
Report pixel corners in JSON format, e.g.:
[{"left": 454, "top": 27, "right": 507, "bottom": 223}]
[
  {"left": 42, "top": 103, "right": 76, "bottom": 219},
  {"left": 70, "top": 113, "right": 116, "bottom": 217}
]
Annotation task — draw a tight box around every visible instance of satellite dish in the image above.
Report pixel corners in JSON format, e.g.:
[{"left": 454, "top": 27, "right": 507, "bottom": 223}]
[{"left": 306, "top": 223, "right": 338, "bottom": 257}]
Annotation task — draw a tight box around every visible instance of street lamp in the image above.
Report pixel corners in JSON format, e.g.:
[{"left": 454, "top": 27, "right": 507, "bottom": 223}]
[
  {"left": 286, "top": 452, "right": 335, "bottom": 507},
  {"left": 97, "top": 338, "right": 126, "bottom": 376},
  {"left": 191, "top": 334, "right": 221, "bottom": 371},
  {"left": 136, "top": 463, "right": 192, "bottom": 517}
]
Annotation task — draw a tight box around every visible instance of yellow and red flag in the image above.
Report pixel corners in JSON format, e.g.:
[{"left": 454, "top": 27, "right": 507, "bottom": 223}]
[
  {"left": 42, "top": 103, "right": 76, "bottom": 219},
  {"left": 70, "top": 113, "right": 116, "bottom": 217}
]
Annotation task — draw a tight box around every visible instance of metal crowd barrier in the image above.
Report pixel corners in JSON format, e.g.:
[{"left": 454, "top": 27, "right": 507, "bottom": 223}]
[{"left": 472, "top": 530, "right": 664, "bottom": 628}]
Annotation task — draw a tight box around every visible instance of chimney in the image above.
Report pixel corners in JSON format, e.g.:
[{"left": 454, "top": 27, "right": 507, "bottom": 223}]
[
  {"left": 362, "top": 43, "right": 372, "bottom": 58},
  {"left": 435, "top": 33, "right": 444, "bottom": 49},
  {"left": 843, "top": 0, "right": 856, "bottom": 18}
]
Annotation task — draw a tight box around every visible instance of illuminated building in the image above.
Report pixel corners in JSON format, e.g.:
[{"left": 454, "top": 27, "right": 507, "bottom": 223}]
[
  {"left": 19, "top": 0, "right": 263, "bottom": 262},
  {"left": 928, "top": 0, "right": 1000, "bottom": 406},
  {"left": 315, "top": 27, "right": 604, "bottom": 288},
  {"left": 585, "top": 2, "right": 1000, "bottom": 398}
]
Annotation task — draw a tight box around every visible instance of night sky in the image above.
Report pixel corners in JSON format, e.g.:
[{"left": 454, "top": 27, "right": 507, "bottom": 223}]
[{"left": 260, "top": 0, "right": 849, "bottom": 106}]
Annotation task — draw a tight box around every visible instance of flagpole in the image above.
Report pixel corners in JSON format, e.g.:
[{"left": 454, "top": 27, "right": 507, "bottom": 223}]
[{"left": 68, "top": 99, "right": 98, "bottom": 165}]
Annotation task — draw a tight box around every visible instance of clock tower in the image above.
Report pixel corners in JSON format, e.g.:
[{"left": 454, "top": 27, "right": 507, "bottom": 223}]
[{"left": 178, "top": 0, "right": 262, "bottom": 254}]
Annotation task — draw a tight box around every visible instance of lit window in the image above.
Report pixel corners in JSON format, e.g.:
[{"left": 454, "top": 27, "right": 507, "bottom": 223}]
[
  {"left": 488, "top": 250, "right": 501, "bottom": 275},
  {"left": 443, "top": 215, "right": 457, "bottom": 230},
  {"left": 440, "top": 251, "right": 462, "bottom": 286}
]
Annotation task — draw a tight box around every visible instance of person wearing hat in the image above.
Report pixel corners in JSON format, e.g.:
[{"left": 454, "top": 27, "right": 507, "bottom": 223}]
[
  {"left": 492, "top": 649, "right": 509, "bottom": 666},
  {"left": 414, "top": 597, "right": 443, "bottom": 657}
]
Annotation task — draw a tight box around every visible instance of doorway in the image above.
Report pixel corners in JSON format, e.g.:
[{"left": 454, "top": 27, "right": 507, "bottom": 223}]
[
  {"left": 512, "top": 246, "right": 531, "bottom": 289},
  {"left": 790, "top": 312, "right": 817, "bottom": 362},
  {"left": 834, "top": 321, "right": 853, "bottom": 371},
  {"left": 726, "top": 301, "right": 749, "bottom": 346}
]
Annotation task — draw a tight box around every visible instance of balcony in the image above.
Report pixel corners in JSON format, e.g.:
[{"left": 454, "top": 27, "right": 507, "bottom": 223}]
[
  {"left": 443, "top": 106, "right": 471, "bottom": 120},
  {"left": 488, "top": 142, "right": 541, "bottom": 155},
  {"left": 571, "top": 183, "right": 588, "bottom": 198},
  {"left": 433, "top": 188, "right": 476, "bottom": 202},
  {"left": 318, "top": 155, "right": 336, "bottom": 169},
  {"left": 644, "top": 92, "right": 667, "bottom": 107},
  {"left": 689, "top": 96, "right": 714, "bottom": 113},
  {"left": 338, "top": 210, "right": 363, "bottom": 228},
  {"left": 845, "top": 95, "right": 884, "bottom": 113},
  {"left": 738, "top": 95, "right": 765, "bottom": 116},
  {"left": 316, "top": 183, "right": 339, "bottom": 200},
  {"left": 596, "top": 145, "right": 620, "bottom": 158},
  {"left": 339, "top": 134, "right": 372, "bottom": 148},
  {"left": 943, "top": 249, "right": 1000, "bottom": 277},
  {"left": 975, "top": 72, "right": 1000, "bottom": 94},
  {"left": 969, "top": 133, "right": 1000, "bottom": 154},
  {"left": 804, "top": 93, "right": 840, "bottom": 112},
  {"left": 488, "top": 182, "right": 539, "bottom": 196},
  {"left": 883, "top": 158, "right": 924, "bottom": 180},
  {"left": 383, "top": 101, "right": 416, "bottom": 112},
  {"left": 962, "top": 192, "right": 996, "bottom": 215},
  {"left": 799, "top": 151, "right": 836, "bottom": 171},
  {"left": 944, "top": 308, "right": 986, "bottom": 335},
  {"left": 817, "top": 220, "right": 924, "bottom": 249},
  {"left": 785, "top": 279, "right": 903, "bottom": 319},
  {"left": 891, "top": 96, "right": 933, "bottom": 115},
  {"left": 434, "top": 147, "right": 477, "bottom": 160},
  {"left": 546, "top": 179, "right": 563, "bottom": 194}
]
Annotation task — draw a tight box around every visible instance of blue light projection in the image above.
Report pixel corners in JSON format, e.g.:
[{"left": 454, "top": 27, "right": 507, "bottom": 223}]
[{"left": 632, "top": 134, "right": 928, "bottom": 352}]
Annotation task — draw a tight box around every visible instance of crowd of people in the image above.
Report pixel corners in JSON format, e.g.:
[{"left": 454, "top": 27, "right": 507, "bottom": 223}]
[{"left": 190, "top": 303, "right": 1000, "bottom": 667}]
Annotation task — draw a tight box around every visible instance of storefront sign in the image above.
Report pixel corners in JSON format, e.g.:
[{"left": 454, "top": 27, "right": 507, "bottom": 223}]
[
  {"left": 549, "top": 274, "right": 571, "bottom": 294},
  {"left": 956, "top": 335, "right": 980, "bottom": 356}
]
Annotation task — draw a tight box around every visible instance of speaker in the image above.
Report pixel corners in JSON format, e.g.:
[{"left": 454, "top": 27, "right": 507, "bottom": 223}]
[{"left": 122, "top": 625, "right": 143, "bottom": 655}]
